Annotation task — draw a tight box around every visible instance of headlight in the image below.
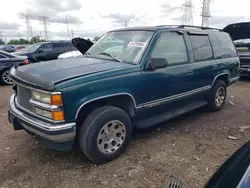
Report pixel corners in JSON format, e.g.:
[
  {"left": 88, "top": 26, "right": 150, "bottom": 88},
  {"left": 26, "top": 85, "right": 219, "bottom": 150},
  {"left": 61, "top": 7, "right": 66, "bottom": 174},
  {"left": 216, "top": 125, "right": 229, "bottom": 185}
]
[
  {"left": 31, "top": 91, "right": 63, "bottom": 105},
  {"left": 30, "top": 90, "right": 64, "bottom": 121},
  {"left": 32, "top": 91, "right": 51, "bottom": 104}
]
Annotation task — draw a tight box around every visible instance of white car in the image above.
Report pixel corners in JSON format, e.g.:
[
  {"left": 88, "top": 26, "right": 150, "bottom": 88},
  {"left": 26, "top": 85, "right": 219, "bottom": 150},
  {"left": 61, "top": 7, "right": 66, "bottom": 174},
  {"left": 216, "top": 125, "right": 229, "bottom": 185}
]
[{"left": 57, "top": 50, "right": 82, "bottom": 59}]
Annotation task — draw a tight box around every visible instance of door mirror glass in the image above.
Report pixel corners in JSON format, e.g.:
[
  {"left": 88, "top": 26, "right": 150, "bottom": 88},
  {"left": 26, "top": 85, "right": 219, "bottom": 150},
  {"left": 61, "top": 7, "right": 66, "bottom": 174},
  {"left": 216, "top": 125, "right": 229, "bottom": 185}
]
[{"left": 147, "top": 58, "right": 168, "bottom": 70}]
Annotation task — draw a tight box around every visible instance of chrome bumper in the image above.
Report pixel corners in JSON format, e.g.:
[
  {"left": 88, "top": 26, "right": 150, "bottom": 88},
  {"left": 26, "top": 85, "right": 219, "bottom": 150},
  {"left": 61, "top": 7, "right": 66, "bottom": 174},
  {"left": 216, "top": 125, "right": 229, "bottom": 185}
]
[{"left": 8, "top": 94, "right": 76, "bottom": 143}]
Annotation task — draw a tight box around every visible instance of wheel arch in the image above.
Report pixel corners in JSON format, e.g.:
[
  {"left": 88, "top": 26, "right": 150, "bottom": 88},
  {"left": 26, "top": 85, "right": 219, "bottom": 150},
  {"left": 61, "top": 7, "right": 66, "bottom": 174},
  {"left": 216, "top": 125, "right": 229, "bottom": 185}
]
[
  {"left": 212, "top": 73, "right": 230, "bottom": 86},
  {"left": 75, "top": 93, "right": 137, "bottom": 121}
]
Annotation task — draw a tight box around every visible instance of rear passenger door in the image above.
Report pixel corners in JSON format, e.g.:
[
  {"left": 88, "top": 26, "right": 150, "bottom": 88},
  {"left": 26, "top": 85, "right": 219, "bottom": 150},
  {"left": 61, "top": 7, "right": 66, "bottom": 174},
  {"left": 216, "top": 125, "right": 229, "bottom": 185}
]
[
  {"left": 51, "top": 43, "right": 66, "bottom": 59},
  {"left": 187, "top": 32, "right": 214, "bottom": 90}
]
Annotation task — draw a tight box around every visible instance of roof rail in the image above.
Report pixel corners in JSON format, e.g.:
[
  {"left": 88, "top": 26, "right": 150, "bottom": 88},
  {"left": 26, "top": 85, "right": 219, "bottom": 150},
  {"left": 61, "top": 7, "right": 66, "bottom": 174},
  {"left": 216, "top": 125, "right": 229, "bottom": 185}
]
[
  {"left": 157, "top": 24, "right": 222, "bottom": 31},
  {"left": 178, "top": 25, "right": 222, "bottom": 31}
]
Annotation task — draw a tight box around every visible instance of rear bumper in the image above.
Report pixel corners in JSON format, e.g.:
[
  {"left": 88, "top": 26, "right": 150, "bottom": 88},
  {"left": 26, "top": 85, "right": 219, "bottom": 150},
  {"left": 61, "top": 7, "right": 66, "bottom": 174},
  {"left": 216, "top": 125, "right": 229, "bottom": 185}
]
[
  {"left": 239, "top": 66, "right": 250, "bottom": 77},
  {"left": 8, "top": 94, "right": 76, "bottom": 143}
]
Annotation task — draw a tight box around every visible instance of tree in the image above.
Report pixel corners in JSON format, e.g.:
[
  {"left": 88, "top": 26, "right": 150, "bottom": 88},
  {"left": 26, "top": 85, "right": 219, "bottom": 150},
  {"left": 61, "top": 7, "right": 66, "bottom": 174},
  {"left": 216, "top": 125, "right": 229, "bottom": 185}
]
[
  {"left": 0, "top": 39, "right": 5, "bottom": 45},
  {"left": 30, "top": 36, "right": 45, "bottom": 44}
]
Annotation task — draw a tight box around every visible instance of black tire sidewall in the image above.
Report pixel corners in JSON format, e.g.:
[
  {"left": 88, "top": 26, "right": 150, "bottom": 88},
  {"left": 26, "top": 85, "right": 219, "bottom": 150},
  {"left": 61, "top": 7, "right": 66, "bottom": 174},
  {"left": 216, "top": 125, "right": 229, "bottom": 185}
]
[
  {"left": 79, "top": 106, "right": 132, "bottom": 163},
  {"left": 208, "top": 80, "right": 227, "bottom": 111}
]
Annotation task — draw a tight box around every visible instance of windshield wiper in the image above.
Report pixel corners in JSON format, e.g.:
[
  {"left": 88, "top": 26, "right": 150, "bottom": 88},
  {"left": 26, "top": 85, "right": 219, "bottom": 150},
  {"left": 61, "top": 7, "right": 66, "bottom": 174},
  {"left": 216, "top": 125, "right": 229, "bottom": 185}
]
[
  {"left": 98, "top": 52, "right": 123, "bottom": 63},
  {"left": 83, "top": 52, "right": 91, "bottom": 57}
]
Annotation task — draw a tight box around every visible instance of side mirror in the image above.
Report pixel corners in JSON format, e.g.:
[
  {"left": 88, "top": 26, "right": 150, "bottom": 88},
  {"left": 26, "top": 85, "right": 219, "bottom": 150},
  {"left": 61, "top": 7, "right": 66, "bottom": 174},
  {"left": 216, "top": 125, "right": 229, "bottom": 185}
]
[{"left": 147, "top": 58, "right": 168, "bottom": 70}]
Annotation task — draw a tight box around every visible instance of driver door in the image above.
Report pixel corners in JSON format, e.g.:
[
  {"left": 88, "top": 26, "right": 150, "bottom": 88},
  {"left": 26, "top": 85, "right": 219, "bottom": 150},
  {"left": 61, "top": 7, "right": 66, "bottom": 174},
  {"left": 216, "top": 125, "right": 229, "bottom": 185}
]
[
  {"left": 137, "top": 31, "right": 193, "bottom": 119},
  {"left": 36, "top": 43, "right": 53, "bottom": 61}
]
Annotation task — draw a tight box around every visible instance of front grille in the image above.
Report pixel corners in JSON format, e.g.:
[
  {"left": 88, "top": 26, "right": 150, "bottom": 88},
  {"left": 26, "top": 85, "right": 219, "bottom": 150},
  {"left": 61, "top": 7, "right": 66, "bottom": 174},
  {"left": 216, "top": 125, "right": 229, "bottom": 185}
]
[{"left": 16, "top": 85, "right": 34, "bottom": 112}]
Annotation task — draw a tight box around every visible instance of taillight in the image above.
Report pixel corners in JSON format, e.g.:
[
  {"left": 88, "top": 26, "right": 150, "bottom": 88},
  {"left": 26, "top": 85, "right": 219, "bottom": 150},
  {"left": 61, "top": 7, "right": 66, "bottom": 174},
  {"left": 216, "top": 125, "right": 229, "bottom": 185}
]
[{"left": 24, "top": 59, "right": 29, "bottom": 64}]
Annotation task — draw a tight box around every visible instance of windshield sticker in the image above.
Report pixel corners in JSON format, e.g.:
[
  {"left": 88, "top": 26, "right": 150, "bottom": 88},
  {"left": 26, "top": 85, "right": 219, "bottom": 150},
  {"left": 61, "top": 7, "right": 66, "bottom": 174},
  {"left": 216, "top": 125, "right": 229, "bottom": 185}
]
[{"left": 127, "top": 41, "right": 146, "bottom": 47}]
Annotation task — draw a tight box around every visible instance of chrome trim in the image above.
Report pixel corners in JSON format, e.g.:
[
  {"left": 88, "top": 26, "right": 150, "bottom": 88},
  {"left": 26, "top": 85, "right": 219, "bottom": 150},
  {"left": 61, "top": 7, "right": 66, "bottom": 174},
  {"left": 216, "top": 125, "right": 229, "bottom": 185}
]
[
  {"left": 29, "top": 99, "right": 63, "bottom": 111},
  {"left": 212, "top": 73, "right": 229, "bottom": 86},
  {"left": 14, "top": 81, "right": 61, "bottom": 95},
  {"left": 137, "top": 85, "right": 211, "bottom": 108},
  {"left": 9, "top": 94, "right": 76, "bottom": 142},
  {"left": 15, "top": 97, "right": 65, "bottom": 123},
  {"left": 75, "top": 92, "right": 137, "bottom": 119}
]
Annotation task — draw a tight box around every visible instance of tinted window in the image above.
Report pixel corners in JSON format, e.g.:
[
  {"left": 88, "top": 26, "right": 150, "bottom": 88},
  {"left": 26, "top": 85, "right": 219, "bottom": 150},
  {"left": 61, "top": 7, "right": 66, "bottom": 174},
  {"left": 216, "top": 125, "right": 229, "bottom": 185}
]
[
  {"left": 211, "top": 32, "right": 237, "bottom": 58},
  {"left": 189, "top": 35, "right": 213, "bottom": 61},
  {"left": 0, "top": 54, "right": 7, "bottom": 58},
  {"left": 41, "top": 44, "right": 53, "bottom": 52},
  {"left": 151, "top": 32, "right": 188, "bottom": 65},
  {"left": 52, "top": 43, "right": 65, "bottom": 51},
  {"left": 64, "top": 42, "right": 76, "bottom": 51}
]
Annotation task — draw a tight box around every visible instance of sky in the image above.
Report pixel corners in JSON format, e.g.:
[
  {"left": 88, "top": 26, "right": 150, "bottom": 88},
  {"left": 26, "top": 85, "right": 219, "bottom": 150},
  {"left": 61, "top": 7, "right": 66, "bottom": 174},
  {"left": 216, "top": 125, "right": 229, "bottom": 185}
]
[{"left": 0, "top": 0, "right": 249, "bottom": 41}]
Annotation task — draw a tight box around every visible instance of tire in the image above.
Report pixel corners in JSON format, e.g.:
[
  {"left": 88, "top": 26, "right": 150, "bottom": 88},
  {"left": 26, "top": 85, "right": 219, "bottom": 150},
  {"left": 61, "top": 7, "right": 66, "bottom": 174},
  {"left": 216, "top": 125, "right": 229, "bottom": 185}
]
[
  {"left": 79, "top": 106, "right": 132, "bottom": 164},
  {"left": 206, "top": 80, "right": 227, "bottom": 111},
  {"left": 0, "top": 69, "right": 13, "bottom": 85}
]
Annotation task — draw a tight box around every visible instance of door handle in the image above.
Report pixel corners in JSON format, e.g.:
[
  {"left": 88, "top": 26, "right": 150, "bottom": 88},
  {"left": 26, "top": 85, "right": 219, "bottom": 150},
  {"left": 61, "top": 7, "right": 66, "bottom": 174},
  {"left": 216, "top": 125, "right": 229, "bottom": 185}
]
[{"left": 187, "top": 69, "right": 193, "bottom": 75}]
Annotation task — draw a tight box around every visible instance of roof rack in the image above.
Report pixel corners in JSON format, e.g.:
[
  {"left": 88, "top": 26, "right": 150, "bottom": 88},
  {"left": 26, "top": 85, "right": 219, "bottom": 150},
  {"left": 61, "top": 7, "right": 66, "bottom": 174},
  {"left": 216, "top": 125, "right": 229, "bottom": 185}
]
[{"left": 157, "top": 25, "right": 223, "bottom": 31}]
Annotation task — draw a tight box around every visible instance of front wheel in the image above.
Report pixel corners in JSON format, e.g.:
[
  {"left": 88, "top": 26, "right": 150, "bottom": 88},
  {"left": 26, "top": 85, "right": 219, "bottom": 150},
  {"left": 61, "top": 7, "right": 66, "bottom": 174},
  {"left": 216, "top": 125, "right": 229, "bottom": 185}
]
[
  {"left": 0, "top": 69, "right": 13, "bottom": 85},
  {"left": 206, "top": 80, "right": 227, "bottom": 111},
  {"left": 79, "top": 106, "right": 132, "bottom": 164}
]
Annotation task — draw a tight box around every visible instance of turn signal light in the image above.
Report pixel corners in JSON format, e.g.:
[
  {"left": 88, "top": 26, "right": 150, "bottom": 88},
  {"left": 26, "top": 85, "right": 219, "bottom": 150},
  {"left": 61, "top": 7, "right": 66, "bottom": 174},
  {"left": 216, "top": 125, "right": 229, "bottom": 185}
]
[
  {"left": 52, "top": 111, "right": 65, "bottom": 121},
  {"left": 51, "top": 94, "right": 63, "bottom": 105}
]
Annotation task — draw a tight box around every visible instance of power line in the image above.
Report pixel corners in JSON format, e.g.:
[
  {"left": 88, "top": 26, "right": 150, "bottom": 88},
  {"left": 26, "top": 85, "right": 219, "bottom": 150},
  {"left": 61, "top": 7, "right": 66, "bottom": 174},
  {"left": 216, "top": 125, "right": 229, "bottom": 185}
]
[
  {"left": 181, "top": 0, "right": 194, "bottom": 25},
  {"left": 201, "top": 0, "right": 212, "bottom": 27}
]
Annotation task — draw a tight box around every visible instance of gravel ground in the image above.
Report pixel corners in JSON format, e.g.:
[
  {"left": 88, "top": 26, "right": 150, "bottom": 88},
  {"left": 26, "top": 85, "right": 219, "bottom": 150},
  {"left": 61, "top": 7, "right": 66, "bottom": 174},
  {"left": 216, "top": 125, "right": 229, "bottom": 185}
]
[{"left": 0, "top": 81, "right": 250, "bottom": 188}]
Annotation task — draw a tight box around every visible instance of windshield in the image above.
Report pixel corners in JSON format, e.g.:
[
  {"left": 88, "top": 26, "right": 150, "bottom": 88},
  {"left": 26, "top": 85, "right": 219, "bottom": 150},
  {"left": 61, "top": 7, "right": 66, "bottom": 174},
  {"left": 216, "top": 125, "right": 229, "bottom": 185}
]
[
  {"left": 26, "top": 43, "right": 43, "bottom": 52},
  {"left": 86, "top": 30, "right": 154, "bottom": 64}
]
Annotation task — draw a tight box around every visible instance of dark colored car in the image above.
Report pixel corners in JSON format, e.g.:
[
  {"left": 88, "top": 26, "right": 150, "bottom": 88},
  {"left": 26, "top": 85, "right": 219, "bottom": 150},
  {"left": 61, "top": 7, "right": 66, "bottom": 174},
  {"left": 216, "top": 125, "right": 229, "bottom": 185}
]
[
  {"left": 223, "top": 22, "right": 250, "bottom": 77},
  {"left": 8, "top": 25, "right": 239, "bottom": 164},
  {"left": 0, "top": 45, "right": 16, "bottom": 53},
  {"left": 13, "top": 41, "right": 76, "bottom": 63},
  {"left": 0, "top": 50, "right": 29, "bottom": 85}
]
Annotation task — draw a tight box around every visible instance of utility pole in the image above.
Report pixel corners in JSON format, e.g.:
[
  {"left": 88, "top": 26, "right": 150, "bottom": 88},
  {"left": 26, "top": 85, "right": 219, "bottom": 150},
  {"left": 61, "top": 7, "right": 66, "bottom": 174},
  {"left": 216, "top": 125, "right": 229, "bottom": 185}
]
[
  {"left": 181, "top": 0, "right": 194, "bottom": 25},
  {"left": 30, "top": 26, "right": 33, "bottom": 38},
  {"left": 40, "top": 16, "right": 49, "bottom": 41},
  {"left": 65, "top": 16, "right": 70, "bottom": 39},
  {"left": 71, "top": 29, "right": 74, "bottom": 38},
  {"left": 40, "top": 31, "right": 43, "bottom": 40},
  {"left": 124, "top": 21, "right": 129, "bottom": 28},
  {"left": 201, "top": 0, "right": 212, "bottom": 27}
]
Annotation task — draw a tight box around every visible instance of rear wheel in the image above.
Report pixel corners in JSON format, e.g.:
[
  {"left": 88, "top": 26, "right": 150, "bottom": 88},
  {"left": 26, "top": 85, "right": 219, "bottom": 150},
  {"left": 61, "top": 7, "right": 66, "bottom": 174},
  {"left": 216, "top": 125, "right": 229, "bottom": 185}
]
[
  {"left": 206, "top": 80, "right": 227, "bottom": 111},
  {"left": 0, "top": 69, "right": 13, "bottom": 85},
  {"left": 79, "top": 106, "right": 132, "bottom": 164}
]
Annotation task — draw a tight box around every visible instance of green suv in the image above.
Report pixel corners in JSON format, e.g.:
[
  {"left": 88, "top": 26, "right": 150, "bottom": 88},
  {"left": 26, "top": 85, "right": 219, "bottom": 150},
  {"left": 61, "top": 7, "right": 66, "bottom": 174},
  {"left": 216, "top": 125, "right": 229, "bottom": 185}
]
[{"left": 8, "top": 25, "right": 239, "bottom": 163}]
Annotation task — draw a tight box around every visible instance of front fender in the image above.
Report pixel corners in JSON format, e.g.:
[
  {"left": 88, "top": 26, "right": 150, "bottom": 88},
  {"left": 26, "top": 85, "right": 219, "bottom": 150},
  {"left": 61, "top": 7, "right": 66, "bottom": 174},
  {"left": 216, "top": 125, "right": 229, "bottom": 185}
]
[{"left": 63, "top": 89, "right": 137, "bottom": 122}]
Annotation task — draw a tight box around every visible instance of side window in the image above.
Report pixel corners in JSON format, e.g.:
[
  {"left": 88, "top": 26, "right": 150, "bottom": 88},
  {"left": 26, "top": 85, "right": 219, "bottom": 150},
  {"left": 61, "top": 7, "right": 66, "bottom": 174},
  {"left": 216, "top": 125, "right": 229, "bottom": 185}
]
[
  {"left": 151, "top": 32, "right": 188, "bottom": 65},
  {"left": 41, "top": 44, "right": 53, "bottom": 52},
  {"left": 189, "top": 34, "right": 213, "bottom": 61},
  {"left": 211, "top": 32, "right": 237, "bottom": 58},
  {"left": 65, "top": 42, "right": 76, "bottom": 51},
  {"left": 52, "top": 43, "right": 65, "bottom": 51}
]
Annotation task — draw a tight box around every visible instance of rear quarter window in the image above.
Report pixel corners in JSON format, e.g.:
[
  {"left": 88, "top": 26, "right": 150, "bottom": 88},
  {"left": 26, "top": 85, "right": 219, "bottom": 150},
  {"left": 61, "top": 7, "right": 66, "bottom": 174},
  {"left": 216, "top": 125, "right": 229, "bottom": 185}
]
[
  {"left": 210, "top": 32, "right": 237, "bottom": 58},
  {"left": 189, "top": 34, "right": 213, "bottom": 61}
]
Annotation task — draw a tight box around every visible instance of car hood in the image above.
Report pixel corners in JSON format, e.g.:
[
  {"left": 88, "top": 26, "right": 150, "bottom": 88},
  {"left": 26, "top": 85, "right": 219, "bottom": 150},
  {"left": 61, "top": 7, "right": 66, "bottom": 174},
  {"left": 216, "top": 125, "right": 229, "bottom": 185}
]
[
  {"left": 12, "top": 51, "right": 30, "bottom": 56},
  {"left": 223, "top": 22, "right": 250, "bottom": 41},
  {"left": 10, "top": 57, "right": 133, "bottom": 91},
  {"left": 71, "top": 37, "right": 94, "bottom": 55}
]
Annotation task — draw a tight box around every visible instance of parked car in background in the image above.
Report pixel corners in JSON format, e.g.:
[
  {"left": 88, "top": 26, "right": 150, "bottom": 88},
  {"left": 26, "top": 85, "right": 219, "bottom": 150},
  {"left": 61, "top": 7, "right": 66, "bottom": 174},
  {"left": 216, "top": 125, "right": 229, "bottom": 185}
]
[
  {"left": 57, "top": 50, "right": 82, "bottom": 59},
  {"left": 0, "top": 45, "right": 16, "bottom": 53},
  {"left": 13, "top": 41, "right": 76, "bottom": 63},
  {"left": 223, "top": 22, "right": 250, "bottom": 77},
  {"left": 8, "top": 25, "right": 239, "bottom": 164},
  {"left": 0, "top": 50, "right": 29, "bottom": 85},
  {"left": 15, "top": 45, "right": 27, "bottom": 52}
]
